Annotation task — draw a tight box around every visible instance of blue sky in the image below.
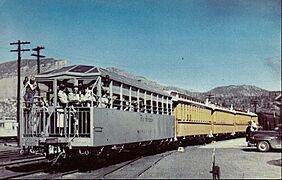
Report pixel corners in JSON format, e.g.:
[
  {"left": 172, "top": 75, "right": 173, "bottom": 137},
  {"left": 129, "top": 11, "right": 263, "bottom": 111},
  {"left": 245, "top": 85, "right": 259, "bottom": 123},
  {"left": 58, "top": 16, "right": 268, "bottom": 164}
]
[{"left": 0, "top": 0, "right": 281, "bottom": 92}]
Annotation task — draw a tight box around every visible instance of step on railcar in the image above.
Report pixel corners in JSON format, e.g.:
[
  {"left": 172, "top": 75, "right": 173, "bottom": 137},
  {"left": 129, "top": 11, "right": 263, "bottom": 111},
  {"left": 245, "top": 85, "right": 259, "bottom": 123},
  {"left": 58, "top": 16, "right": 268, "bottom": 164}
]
[{"left": 20, "top": 65, "right": 175, "bottom": 161}]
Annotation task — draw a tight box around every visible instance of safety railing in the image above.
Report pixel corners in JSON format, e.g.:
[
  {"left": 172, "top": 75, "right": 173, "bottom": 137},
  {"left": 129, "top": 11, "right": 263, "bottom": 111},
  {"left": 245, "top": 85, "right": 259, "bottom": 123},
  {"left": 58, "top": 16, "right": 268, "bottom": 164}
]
[{"left": 22, "top": 105, "right": 91, "bottom": 138}]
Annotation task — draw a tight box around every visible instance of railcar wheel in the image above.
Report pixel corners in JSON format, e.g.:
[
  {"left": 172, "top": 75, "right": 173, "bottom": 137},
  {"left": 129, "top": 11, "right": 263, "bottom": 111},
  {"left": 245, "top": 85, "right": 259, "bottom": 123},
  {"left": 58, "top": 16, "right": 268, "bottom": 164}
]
[{"left": 257, "top": 141, "right": 270, "bottom": 152}]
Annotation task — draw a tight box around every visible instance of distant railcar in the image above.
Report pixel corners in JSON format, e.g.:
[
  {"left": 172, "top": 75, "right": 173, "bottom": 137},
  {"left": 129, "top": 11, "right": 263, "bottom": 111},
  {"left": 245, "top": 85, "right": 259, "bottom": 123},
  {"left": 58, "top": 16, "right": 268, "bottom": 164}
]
[
  {"left": 258, "top": 112, "right": 280, "bottom": 130},
  {"left": 0, "top": 117, "right": 17, "bottom": 140},
  {"left": 170, "top": 91, "right": 213, "bottom": 138},
  {"left": 168, "top": 90, "right": 257, "bottom": 140}
]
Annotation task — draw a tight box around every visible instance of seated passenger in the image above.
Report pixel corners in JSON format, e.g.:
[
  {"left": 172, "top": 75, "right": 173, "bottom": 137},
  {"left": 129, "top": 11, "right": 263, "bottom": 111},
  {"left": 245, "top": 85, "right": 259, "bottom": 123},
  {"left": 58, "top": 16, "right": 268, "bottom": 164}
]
[
  {"left": 139, "top": 100, "right": 145, "bottom": 112},
  {"left": 123, "top": 99, "right": 130, "bottom": 111},
  {"left": 101, "top": 90, "right": 110, "bottom": 108},
  {"left": 68, "top": 86, "right": 81, "bottom": 106},
  {"left": 131, "top": 100, "right": 138, "bottom": 111},
  {"left": 83, "top": 86, "right": 97, "bottom": 107}
]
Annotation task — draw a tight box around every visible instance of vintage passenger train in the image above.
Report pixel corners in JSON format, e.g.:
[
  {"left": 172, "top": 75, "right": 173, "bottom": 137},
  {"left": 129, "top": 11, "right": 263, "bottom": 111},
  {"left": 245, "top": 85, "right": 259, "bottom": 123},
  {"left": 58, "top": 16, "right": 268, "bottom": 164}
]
[{"left": 20, "top": 65, "right": 258, "bottom": 161}]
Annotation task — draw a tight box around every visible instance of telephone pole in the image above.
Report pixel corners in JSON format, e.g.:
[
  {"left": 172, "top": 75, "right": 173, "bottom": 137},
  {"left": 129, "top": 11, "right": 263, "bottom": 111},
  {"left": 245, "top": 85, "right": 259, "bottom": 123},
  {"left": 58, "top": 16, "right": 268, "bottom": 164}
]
[
  {"left": 206, "top": 94, "right": 214, "bottom": 103},
  {"left": 31, "top": 46, "right": 45, "bottom": 74},
  {"left": 251, "top": 100, "right": 258, "bottom": 113},
  {"left": 10, "top": 40, "right": 30, "bottom": 147}
]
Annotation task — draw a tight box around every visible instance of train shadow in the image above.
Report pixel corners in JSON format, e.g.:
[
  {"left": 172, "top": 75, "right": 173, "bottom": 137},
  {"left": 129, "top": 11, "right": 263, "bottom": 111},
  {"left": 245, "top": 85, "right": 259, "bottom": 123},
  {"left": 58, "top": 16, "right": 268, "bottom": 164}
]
[
  {"left": 5, "top": 161, "right": 49, "bottom": 172},
  {"left": 267, "top": 159, "right": 282, "bottom": 167},
  {"left": 241, "top": 147, "right": 282, "bottom": 153}
]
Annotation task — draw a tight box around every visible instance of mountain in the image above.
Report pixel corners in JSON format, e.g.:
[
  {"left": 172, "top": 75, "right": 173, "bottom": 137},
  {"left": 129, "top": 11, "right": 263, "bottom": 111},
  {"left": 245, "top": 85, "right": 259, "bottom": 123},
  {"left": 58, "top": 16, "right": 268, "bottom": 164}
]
[
  {"left": 198, "top": 85, "right": 280, "bottom": 114},
  {"left": 106, "top": 67, "right": 165, "bottom": 92},
  {"left": 0, "top": 59, "right": 66, "bottom": 119},
  {"left": 106, "top": 67, "right": 280, "bottom": 114},
  {"left": 207, "top": 85, "right": 268, "bottom": 97},
  {"left": 0, "top": 61, "right": 280, "bottom": 119},
  {"left": 0, "top": 59, "right": 66, "bottom": 99}
]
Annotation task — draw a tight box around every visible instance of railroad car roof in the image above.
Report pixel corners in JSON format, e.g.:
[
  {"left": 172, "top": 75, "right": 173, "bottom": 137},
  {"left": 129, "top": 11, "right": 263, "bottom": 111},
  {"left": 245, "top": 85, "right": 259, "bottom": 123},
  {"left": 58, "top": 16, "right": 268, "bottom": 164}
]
[
  {"left": 169, "top": 90, "right": 257, "bottom": 116},
  {"left": 37, "top": 64, "right": 170, "bottom": 97}
]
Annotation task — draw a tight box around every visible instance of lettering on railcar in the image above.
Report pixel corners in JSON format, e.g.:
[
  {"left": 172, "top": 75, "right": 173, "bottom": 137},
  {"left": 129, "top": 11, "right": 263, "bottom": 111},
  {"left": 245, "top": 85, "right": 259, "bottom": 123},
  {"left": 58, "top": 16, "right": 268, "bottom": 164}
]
[{"left": 140, "top": 114, "right": 153, "bottom": 122}]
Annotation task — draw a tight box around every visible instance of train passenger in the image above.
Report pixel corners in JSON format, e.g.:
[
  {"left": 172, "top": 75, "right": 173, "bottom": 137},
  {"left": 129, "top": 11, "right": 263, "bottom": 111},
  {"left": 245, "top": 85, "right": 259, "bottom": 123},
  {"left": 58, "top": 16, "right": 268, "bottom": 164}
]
[
  {"left": 101, "top": 90, "right": 110, "bottom": 108},
  {"left": 78, "top": 82, "right": 86, "bottom": 105},
  {"left": 83, "top": 86, "right": 97, "bottom": 107},
  {"left": 123, "top": 98, "right": 130, "bottom": 111},
  {"left": 57, "top": 84, "right": 68, "bottom": 108},
  {"left": 68, "top": 86, "right": 81, "bottom": 106},
  {"left": 131, "top": 100, "right": 138, "bottom": 111},
  {"left": 139, "top": 100, "right": 145, "bottom": 112},
  {"left": 57, "top": 84, "right": 68, "bottom": 136},
  {"left": 46, "top": 87, "right": 54, "bottom": 106},
  {"left": 23, "top": 75, "right": 39, "bottom": 109}
]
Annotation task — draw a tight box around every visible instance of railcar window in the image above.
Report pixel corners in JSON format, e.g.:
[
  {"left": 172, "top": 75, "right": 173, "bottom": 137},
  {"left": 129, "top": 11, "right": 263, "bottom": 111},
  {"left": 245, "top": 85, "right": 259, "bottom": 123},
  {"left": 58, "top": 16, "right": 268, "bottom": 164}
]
[
  {"left": 131, "top": 97, "right": 138, "bottom": 112},
  {"left": 122, "top": 95, "right": 130, "bottom": 111},
  {"left": 158, "top": 101, "right": 162, "bottom": 114},
  {"left": 146, "top": 100, "right": 152, "bottom": 113},
  {"left": 163, "top": 104, "right": 167, "bottom": 114},
  {"left": 37, "top": 81, "right": 54, "bottom": 107},
  {"left": 139, "top": 98, "right": 145, "bottom": 112},
  {"left": 153, "top": 101, "right": 157, "bottom": 114},
  {"left": 113, "top": 94, "right": 121, "bottom": 109}
]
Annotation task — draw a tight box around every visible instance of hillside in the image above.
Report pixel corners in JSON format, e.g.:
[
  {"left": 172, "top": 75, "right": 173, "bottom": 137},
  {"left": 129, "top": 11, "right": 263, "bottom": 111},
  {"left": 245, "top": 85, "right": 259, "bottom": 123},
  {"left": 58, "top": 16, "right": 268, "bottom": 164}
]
[
  {"left": 199, "top": 85, "right": 280, "bottom": 113},
  {"left": 0, "top": 59, "right": 66, "bottom": 99},
  {"left": 0, "top": 59, "right": 66, "bottom": 118},
  {"left": 106, "top": 67, "right": 280, "bottom": 114},
  {"left": 0, "top": 61, "right": 280, "bottom": 118}
]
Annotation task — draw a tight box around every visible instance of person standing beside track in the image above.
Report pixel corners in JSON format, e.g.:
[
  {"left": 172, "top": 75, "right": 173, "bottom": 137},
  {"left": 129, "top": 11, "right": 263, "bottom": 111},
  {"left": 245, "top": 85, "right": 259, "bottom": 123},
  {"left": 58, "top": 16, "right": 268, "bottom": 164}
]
[
  {"left": 246, "top": 121, "right": 252, "bottom": 146},
  {"left": 246, "top": 121, "right": 257, "bottom": 146}
]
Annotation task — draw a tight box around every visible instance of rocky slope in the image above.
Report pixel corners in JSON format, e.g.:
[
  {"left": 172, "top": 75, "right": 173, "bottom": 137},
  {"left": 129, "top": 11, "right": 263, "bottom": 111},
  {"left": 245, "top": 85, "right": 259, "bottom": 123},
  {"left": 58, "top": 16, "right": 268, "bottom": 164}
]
[
  {"left": 0, "top": 59, "right": 66, "bottom": 118},
  {"left": 0, "top": 60, "right": 279, "bottom": 118}
]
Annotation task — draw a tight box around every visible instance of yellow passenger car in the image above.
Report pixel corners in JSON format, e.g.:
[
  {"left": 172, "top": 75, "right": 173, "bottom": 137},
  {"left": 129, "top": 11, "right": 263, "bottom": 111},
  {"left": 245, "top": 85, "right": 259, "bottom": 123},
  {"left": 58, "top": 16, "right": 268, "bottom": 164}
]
[
  {"left": 212, "top": 107, "right": 236, "bottom": 135},
  {"left": 168, "top": 90, "right": 258, "bottom": 139},
  {"left": 170, "top": 91, "right": 213, "bottom": 138}
]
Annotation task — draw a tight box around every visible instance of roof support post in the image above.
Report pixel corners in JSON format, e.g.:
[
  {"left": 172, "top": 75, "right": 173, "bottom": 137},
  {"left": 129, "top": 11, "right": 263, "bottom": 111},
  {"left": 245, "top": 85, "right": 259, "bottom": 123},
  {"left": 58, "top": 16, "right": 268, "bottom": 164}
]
[
  {"left": 151, "top": 93, "right": 153, "bottom": 114},
  {"left": 137, "top": 89, "right": 140, "bottom": 112},
  {"left": 120, "top": 84, "right": 123, "bottom": 110},
  {"left": 161, "top": 96, "right": 164, "bottom": 115},
  {"left": 166, "top": 97, "right": 169, "bottom": 115},
  {"left": 144, "top": 91, "right": 147, "bottom": 113},
  {"left": 109, "top": 80, "right": 113, "bottom": 109},
  {"left": 129, "top": 86, "right": 132, "bottom": 111},
  {"left": 156, "top": 95, "right": 159, "bottom": 114},
  {"left": 98, "top": 77, "right": 102, "bottom": 107}
]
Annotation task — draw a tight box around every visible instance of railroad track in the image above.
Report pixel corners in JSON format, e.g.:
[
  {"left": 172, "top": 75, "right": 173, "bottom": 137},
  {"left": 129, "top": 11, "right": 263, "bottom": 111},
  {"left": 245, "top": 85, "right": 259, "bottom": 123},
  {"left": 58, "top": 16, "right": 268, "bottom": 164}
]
[
  {"left": 61, "top": 150, "right": 174, "bottom": 179},
  {"left": 0, "top": 149, "right": 174, "bottom": 179},
  {"left": 0, "top": 149, "right": 20, "bottom": 159},
  {"left": 0, "top": 156, "right": 46, "bottom": 167},
  {"left": 0, "top": 156, "right": 48, "bottom": 179}
]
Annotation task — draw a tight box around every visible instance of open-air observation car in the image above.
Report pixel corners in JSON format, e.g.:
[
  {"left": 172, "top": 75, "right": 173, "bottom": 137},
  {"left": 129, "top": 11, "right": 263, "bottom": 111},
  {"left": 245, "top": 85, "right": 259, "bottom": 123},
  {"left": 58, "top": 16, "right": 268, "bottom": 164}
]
[{"left": 20, "top": 65, "right": 175, "bottom": 160}]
